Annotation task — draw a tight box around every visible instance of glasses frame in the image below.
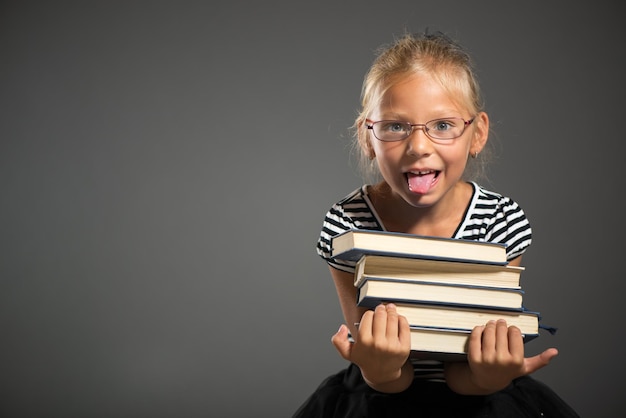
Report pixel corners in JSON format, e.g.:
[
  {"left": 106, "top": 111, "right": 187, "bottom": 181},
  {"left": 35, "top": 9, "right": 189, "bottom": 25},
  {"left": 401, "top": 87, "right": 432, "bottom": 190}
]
[{"left": 365, "top": 117, "right": 475, "bottom": 143}]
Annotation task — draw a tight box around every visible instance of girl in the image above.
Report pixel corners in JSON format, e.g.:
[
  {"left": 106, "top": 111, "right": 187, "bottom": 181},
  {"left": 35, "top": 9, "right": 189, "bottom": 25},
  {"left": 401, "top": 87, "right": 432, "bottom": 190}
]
[{"left": 294, "top": 31, "right": 579, "bottom": 417}]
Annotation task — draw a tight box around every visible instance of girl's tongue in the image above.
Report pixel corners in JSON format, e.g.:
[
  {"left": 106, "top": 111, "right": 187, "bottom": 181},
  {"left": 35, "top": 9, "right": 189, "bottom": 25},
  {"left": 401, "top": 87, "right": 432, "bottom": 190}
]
[{"left": 407, "top": 171, "right": 436, "bottom": 194}]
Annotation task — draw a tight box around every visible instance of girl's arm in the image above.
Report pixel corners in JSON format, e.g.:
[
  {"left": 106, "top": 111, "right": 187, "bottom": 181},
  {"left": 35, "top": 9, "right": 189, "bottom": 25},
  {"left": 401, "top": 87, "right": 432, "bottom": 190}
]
[{"left": 328, "top": 266, "right": 414, "bottom": 393}]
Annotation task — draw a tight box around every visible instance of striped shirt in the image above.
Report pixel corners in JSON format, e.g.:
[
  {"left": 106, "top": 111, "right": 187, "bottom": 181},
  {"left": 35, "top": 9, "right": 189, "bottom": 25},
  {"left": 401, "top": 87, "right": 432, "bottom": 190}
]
[{"left": 316, "top": 182, "right": 532, "bottom": 381}]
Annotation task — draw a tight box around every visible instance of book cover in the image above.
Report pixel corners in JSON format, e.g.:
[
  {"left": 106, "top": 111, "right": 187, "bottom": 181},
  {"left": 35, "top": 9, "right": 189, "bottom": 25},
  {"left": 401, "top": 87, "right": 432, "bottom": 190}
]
[
  {"left": 331, "top": 229, "right": 508, "bottom": 265},
  {"left": 354, "top": 255, "right": 523, "bottom": 289},
  {"left": 357, "top": 277, "right": 525, "bottom": 310}
]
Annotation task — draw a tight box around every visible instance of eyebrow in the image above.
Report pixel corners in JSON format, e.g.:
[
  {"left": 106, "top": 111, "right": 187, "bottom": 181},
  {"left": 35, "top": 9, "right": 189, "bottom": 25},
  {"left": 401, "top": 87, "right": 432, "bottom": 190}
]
[
  {"left": 375, "top": 108, "right": 464, "bottom": 121},
  {"left": 376, "top": 114, "right": 463, "bottom": 122}
]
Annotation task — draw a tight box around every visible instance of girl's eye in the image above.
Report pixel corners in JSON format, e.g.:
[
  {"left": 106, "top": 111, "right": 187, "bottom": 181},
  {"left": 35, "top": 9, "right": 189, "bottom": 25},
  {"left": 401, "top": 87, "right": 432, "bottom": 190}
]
[
  {"left": 432, "top": 120, "right": 453, "bottom": 131},
  {"left": 382, "top": 122, "right": 406, "bottom": 132}
]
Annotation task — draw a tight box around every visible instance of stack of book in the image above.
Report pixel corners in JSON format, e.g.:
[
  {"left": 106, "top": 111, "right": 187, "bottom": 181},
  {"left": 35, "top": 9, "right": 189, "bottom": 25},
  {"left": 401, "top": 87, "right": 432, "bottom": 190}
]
[{"left": 330, "top": 229, "right": 541, "bottom": 361}]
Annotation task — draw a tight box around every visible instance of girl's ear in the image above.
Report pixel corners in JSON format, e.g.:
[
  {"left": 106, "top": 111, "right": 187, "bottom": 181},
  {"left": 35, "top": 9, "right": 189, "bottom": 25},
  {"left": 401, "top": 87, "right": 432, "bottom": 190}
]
[
  {"left": 357, "top": 119, "right": 376, "bottom": 160},
  {"left": 470, "top": 112, "right": 489, "bottom": 157}
]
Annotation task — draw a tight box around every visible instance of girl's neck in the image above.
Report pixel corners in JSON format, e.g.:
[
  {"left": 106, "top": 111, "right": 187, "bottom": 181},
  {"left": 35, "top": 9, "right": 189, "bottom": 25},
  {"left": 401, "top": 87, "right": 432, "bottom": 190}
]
[{"left": 368, "top": 181, "right": 472, "bottom": 238}]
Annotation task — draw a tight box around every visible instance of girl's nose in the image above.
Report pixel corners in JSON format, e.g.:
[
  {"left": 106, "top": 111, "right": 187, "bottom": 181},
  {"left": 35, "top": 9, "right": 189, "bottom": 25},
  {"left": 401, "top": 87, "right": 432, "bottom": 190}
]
[{"left": 406, "top": 127, "right": 434, "bottom": 156}]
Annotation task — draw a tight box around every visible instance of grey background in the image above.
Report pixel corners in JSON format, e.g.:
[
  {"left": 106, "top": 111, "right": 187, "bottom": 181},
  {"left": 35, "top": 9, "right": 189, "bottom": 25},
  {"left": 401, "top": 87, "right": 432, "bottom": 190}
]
[{"left": 1, "top": 1, "right": 623, "bottom": 417}]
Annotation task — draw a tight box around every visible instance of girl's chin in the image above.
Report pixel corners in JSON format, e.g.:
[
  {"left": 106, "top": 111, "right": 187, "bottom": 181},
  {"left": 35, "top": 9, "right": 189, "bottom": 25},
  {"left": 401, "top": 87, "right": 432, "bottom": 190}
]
[{"left": 401, "top": 191, "right": 438, "bottom": 208}]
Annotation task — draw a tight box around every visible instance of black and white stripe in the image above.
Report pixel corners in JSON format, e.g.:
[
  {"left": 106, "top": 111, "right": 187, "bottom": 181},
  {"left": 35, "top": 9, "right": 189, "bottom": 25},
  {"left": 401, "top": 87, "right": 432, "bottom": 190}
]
[{"left": 317, "top": 182, "right": 532, "bottom": 271}]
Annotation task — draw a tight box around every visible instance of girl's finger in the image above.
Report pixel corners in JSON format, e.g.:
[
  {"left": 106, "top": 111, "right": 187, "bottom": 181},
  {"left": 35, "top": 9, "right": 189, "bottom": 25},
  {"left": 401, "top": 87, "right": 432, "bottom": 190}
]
[
  {"left": 507, "top": 324, "right": 524, "bottom": 359},
  {"left": 481, "top": 320, "right": 497, "bottom": 358},
  {"left": 467, "top": 325, "right": 485, "bottom": 363},
  {"left": 495, "top": 319, "right": 510, "bottom": 353},
  {"left": 357, "top": 309, "right": 375, "bottom": 341},
  {"left": 384, "top": 303, "right": 400, "bottom": 339},
  {"left": 371, "top": 304, "right": 388, "bottom": 338}
]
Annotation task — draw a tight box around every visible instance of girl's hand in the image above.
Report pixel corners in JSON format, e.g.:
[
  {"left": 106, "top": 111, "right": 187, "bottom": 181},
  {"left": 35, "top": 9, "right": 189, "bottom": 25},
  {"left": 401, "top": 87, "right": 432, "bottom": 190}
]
[
  {"left": 331, "top": 303, "right": 411, "bottom": 387},
  {"left": 467, "top": 319, "right": 558, "bottom": 392}
]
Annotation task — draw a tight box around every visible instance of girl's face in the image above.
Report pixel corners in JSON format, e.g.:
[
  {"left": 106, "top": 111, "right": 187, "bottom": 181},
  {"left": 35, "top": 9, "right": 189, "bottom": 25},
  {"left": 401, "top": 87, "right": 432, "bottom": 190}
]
[{"left": 367, "top": 73, "right": 488, "bottom": 209}]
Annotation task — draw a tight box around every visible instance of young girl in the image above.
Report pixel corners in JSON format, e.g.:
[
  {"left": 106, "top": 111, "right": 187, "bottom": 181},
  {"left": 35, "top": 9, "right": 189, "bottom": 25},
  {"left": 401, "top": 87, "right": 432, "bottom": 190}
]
[{"left": 294, "top": 31, "right": 580, "bottom": 417}]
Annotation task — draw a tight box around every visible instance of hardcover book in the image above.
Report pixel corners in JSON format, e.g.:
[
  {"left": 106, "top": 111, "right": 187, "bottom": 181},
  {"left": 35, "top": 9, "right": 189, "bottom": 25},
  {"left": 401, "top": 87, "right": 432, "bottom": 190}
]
[
  {"left": 356, "top": 300, "right": 540, "bottom": 336},
  {"left": 354, "top": 255, "right": 523, "bottom": 289},
  {"left": 357, "top": 277, "right": 525, "bottom": 310},
  {"left": 331, "top": 229, "right": 507, "bottom": 265},
  {"left": 407, "top": 326, "right": 539, "bottom": 361}
]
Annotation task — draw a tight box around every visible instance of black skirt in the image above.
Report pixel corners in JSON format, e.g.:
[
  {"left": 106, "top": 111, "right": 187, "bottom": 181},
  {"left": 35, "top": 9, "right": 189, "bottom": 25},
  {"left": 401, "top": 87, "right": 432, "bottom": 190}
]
[{"left": 293, "top": 363, "right": 579, "bottom": 418}]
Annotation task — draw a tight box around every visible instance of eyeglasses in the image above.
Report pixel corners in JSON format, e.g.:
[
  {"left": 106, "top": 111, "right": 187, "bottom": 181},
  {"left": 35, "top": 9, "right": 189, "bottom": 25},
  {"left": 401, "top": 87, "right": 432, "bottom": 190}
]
[{"left": 366, "top": 117, "right": 474, "bottom": 144}]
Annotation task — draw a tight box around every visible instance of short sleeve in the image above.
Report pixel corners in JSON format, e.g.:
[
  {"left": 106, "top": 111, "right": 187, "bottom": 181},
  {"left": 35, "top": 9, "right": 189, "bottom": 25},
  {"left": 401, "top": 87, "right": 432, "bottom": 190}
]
[
  {"left": 316, "top": 187, "right": 382, "bottom": 273},
  {"left": 455, "top": 183, "right": 532, "bottom": 262}
]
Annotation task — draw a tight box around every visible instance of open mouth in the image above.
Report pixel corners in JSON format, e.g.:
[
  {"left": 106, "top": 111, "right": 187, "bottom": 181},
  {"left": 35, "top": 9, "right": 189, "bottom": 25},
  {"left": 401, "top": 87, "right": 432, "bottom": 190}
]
[{"left": 406, "top": 170, "right": 440, "bottom": 194}]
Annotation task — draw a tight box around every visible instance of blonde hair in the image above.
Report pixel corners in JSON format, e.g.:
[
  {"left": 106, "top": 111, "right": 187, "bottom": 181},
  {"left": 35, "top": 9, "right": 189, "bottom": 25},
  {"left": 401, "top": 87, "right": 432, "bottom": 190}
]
[{"left": 351, "top": 31, "right": 490, "bottom": 183}]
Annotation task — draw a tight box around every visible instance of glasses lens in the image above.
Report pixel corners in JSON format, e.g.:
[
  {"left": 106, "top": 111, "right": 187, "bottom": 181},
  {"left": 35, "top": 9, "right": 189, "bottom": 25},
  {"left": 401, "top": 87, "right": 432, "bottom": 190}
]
[
  {"left": 425, "top": 118, "right": 466, "bottom": 139},
  {"left": 374, "top": 121, "right": 411, "bottom": 141}
]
